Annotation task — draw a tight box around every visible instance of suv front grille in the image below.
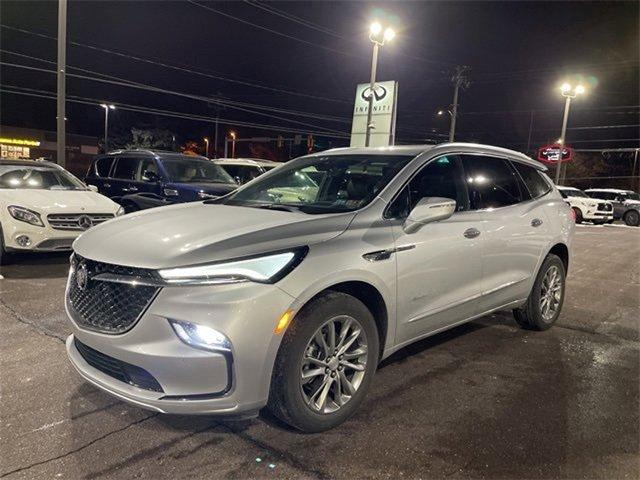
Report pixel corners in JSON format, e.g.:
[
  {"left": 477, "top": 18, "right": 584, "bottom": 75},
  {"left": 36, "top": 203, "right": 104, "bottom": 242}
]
[
  {"left": 48, "top": 213, "right": 114, "bottom": 231},
  {"left": 74, "top": 338, "right": 163, "bottom": 392},
  {"left": 597, "top": 203, "right": 612, "bottom": 212},
  {"left": 68, "top": 254, "right": 161, "bottom": 334}
]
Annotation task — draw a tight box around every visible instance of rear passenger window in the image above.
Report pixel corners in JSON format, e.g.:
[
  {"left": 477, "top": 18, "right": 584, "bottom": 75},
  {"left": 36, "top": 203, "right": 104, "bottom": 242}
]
[
  {"left": 512, "top": 162, "right": 551, "bottom": 199},
  {"left": 461, "top": 155, "right": 524, "bottom": 209},
  {"left": 112, "top": 157, "right": 140, "bottom": 180},
  {"left": 95, "top": 157, "right": 114, "bottom": 177}
]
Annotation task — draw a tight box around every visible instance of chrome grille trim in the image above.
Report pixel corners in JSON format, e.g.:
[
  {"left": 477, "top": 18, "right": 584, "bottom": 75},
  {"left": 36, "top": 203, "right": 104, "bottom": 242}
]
[{"left": 48, "top": 213, "right": 114, "bottom": 231}]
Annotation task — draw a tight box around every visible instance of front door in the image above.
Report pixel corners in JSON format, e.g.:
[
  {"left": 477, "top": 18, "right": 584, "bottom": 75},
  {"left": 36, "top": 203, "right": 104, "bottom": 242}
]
[{"left": 389, "top": 154, "right": 484, "bottom": 346}]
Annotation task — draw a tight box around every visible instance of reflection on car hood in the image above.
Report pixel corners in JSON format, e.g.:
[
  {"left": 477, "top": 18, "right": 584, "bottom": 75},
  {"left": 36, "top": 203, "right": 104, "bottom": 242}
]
[
  {"left": 0, "top": 189, "right": 119, "bottom": 213},
  {"left": 167, "top": 182, "right": 237, "bottom": 195},
  {"left": 73, "top": 203, "right": 355, "bottom": 269}
]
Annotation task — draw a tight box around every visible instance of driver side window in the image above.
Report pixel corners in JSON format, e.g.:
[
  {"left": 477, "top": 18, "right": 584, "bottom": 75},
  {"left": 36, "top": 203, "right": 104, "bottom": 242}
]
[{"left": 387, "top": 155, "right": 470, "bottom": 219}]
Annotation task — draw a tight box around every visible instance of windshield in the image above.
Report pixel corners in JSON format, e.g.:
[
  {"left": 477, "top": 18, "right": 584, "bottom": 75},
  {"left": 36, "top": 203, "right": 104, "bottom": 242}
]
[
  {"left": 162, "top": 158, "right": 235, "bottom": 184},
  {"left": 0, "top": 165, "right": 87, "bottom": 190},
  {"left": 221, "top": 154, "right": 415, "bottom": 214},
  {"left": 561, "top": 188, "right": 588, "bottom": 198}
]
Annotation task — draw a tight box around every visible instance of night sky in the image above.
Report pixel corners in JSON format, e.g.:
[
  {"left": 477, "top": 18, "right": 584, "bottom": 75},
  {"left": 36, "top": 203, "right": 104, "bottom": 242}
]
[{"left": 1, "top": 0, "right": 638, "bottom": 153}]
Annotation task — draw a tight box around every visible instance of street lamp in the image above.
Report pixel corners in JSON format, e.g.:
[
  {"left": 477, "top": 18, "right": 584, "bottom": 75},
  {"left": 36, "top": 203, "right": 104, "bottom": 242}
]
[
  {"left": 555, "top": 82, "right": 586, "bottom": 184},
  {"left": 364, "top": 21, "right": 395, "bottom": 147},
  {"left": 229, "top": 131, "right": 237, "bottom": 158},
  {"left": 203, "top": 137, "right": 210, "bottom": 157},
  {"left": 100, "top": 104, "right": 115, "bottom": 153}
]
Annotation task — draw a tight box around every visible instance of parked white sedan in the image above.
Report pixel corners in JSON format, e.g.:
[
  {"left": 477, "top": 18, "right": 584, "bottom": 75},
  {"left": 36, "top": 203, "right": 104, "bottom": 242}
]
[
  {"left": 0, "top": 159, "right": 123, "bottom": 263},
  {"left": 557, "top": 186, "right": 613, "bottom": 224}
]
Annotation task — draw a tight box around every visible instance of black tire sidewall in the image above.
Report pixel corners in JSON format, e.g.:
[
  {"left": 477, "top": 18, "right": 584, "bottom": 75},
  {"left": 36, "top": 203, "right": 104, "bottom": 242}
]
[
  {"left": 572, "top": 207, "right": 583, "bottom": 223},
  {"left": 624, "top": 210, "right": 640, "bottom": 227},
  {"left": 269, "top": 291, "right": 379, "bottom": 432}
]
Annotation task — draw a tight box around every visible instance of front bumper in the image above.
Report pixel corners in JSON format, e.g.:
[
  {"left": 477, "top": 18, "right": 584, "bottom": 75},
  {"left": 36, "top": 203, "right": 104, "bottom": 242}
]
[
  {"left": 66, "top": 281, "right": 295, "bottom": 415},
  {"left": 2, "top": 219, "right": 78, "bottom": 251},
  {"left": 582, "top": 210, "right": 613, "bottom": 221}
]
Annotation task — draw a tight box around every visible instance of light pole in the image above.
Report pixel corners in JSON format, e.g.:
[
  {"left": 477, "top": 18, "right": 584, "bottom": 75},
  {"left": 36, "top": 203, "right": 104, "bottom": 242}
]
[
  {"left": 365, "top": 21, "right": 395, "bottom": 147},
  {"left": 204, "top": 137, "right": 210, "bottom": 157},
  {"left": 447, "top": 66, "right": 470, "bottom": 142},
  {"left": 555, "top": 82, "right": 586, "bottom": 185},
  {"left": 229, "top": 131, "right": 237, "bottom": 158},
  {"left": 57, "top": 0, "right": 67, "bottom": 167},
  {"left": 100, "top": 104, "right": 115, "bottom": 153}
]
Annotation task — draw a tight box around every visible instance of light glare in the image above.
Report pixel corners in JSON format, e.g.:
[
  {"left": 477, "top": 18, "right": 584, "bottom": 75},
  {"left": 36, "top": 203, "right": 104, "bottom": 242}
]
[
  {"left": 560, "top": 83, "right": 571, "bottom": 93},
  {"left": 370, "top": 22, "right": 382, "bottom": 35},
  {"left": 383, "top": 28, "right": 396, "bottom": 41}
]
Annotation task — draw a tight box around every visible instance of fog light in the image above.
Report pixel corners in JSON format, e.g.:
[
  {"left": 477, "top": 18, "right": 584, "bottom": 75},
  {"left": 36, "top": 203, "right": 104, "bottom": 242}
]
[
  {"left": 16, "top": 235, "right": 32, "bottom": 247},
  {"left": 168, "top": 319, "right": 231, "bottom": 352}
]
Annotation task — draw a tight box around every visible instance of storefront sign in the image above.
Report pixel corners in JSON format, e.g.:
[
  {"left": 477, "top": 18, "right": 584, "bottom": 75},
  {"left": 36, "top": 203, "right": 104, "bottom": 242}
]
[
  {"left": 537, "top": 144, "right": 573, "bottom": 163},
  {"left": 0, "top": 137, "right": 41, "bottom": 147},
  {"left": 350, "top": 80, "right": 398, "bottom": 147}
]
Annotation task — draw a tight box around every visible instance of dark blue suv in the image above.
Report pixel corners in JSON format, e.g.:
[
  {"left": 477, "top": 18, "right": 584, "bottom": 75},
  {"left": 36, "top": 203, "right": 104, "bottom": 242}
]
[{"left": 85, "top": 150, "right": 237, "bottom": 212}]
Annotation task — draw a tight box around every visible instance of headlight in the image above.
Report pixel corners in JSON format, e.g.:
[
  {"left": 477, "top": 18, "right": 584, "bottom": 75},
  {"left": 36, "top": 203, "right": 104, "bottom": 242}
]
[
  {"left": 7, "top": 206, "right": 44, "bottom": 227},
  {"left": 115, "top": 206, "right": 125, "bottom": 216},
  {"left": 158, "top": 247, "right": 307, "bottom": 285},
  {"left": 169, "top": 319, "right": 231, "bottom": 352}
]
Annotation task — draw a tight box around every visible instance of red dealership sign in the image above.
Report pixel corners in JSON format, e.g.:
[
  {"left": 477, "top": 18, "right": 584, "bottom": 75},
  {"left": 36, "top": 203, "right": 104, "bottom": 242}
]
[{"left": 537, "top": 144, "right": 574, "bottom": 164}]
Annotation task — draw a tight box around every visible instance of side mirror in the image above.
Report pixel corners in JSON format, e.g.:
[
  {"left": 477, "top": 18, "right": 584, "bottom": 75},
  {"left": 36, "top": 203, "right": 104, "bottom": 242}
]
[
  {"left": 403, "top": 197, "right": 456, "bottom": 233},
  {"left": 142, "top": 170, "right": 159, "bottom": 182},
  {"left": 87, "top": 184, "right": 98, "bottom": 192}
]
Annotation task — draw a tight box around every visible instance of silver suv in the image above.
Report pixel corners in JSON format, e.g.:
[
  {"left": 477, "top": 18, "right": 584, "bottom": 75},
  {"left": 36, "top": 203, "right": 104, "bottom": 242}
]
[{"left": 65, "top": 143, "right": 573, "bottom": 432}]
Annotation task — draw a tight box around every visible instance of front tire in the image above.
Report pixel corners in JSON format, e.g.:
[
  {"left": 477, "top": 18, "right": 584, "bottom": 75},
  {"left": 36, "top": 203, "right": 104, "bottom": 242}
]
[
  {"left": 623, "top": 210, "right": 640, "bottom": 227},
  {"left": 267, "top": 291, "right": 379, "bottom": 432},
  {"left": 572, "top": 207, "right": 583, "bottom": 224},
  {"left": 513, "top": 254, "right": 566, "bottom": 331}
]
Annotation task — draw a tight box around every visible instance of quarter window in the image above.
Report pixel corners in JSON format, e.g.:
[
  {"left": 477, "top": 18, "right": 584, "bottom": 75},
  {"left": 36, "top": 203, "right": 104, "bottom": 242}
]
[
  {"left": 512, "top": 162, "right": 551, "bottom": 199},
  {"left": 461, "top": 155, "right": 524, "bottom": 209},
  {"left": 112, "top": 157, "right": 141, "bottom": 180},
  {"left": 387, "top": 155, "right": 469, "bottom": 218}
]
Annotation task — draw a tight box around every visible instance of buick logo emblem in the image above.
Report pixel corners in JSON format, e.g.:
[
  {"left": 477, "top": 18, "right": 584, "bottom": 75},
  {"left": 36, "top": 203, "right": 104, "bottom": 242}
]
[
  {"left": 78, "top": 215, "right": 93, "bottom": 230},
  {"left": 75, "top": 263, "right": 89, "bottom": 291},
  {"left": 361, "top": 85, "right": 387, "bottom": 102}
]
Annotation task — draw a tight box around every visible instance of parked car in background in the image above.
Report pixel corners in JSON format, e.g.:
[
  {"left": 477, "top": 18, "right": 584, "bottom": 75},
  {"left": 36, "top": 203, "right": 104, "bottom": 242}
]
[
  {"left": 584, "top": 188, "right": 640, "bottom": 226},
  {"left": 215, "top": 158, "right": 281, "bottom": 185},
  {"left": 65, "top": 143, "right": 573, "bottom": 432},
  {"left": 556, "top": 186, "right": 613, "bottom": 224},
  {"left": 0, "top": 159, "right": 123, "bottom": 263},
  {"left": 86, "top": 150, "right": 237, "bottom": 212}
]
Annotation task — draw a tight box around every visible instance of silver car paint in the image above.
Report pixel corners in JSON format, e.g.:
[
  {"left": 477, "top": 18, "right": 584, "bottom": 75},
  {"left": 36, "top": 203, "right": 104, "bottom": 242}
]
[{"left": 66, "top": 143, "right": 574, "bottom": 415}]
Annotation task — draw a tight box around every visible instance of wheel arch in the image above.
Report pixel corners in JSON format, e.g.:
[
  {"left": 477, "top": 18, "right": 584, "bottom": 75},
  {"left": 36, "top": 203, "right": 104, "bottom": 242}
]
[
  {"left": 293, "top": 280, "right": 389, "bottom": 361},
  {"left": 548, "top": 242, "right": 569, "bottom": 274}
]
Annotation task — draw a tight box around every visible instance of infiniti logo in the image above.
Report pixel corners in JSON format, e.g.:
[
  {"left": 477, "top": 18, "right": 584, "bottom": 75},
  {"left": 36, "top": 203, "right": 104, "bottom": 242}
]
[
  {"left": 361, "top": 85, "right": 387, "bottom": 102},
  {"left": 75, "top": 263, "right": 90, "bottom": 291},
  {"left": 78, "top": 215, "right": 93, "bottom": 230}
]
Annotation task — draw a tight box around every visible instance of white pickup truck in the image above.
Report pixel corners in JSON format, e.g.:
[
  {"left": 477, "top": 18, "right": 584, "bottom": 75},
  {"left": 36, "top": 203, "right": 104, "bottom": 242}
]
[{"left": 557, "top": 186, "right": 614, "bottom": 224}]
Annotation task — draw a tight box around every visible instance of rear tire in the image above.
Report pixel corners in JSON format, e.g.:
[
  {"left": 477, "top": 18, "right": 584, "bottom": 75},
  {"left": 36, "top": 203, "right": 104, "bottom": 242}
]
[
  {"left": 623, "top": 210, "right": 640, "bottom": 227},
  {"left": 267, "top": 291, "right": 379, "bottom": 433},
  {"left": 513, "top": 254, "right": 566, "bottom": 331},
  {"left": 572, "top": 207, "right": 583, "bottom": 224}
]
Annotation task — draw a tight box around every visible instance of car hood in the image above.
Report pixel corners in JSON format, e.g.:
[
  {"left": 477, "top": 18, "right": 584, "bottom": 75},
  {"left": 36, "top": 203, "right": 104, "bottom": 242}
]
[
  {"left": 0, "top": 189, "right": 119, "bottom": 214},
  {"left": 73, "top": 202, "right": 355, "bottom": 269}
]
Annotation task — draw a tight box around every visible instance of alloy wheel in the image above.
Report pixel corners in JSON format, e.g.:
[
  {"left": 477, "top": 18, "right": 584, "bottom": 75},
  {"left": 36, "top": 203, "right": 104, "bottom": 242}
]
[
  {"left": 540, "top": 265, "right": 563, "bottom": 322},
  {"left": 300, "top": 315, "right": 368, "bottom": 414}
]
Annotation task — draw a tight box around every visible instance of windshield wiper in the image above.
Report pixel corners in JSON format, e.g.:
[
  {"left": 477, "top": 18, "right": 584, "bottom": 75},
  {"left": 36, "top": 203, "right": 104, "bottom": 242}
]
[{"left": 251, "top": 203, "right": 301, "bottom": 213}]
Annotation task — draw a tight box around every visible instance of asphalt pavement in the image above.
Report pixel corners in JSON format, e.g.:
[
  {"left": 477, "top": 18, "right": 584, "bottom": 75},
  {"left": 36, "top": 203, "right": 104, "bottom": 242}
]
[{"left": 1, "top": 224, "right": 638, "bottom": 479}]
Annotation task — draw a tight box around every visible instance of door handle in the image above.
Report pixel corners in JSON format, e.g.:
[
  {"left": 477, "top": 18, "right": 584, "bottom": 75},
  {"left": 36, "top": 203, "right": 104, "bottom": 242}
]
[
  {"left": 122, "top": 186, "right": 138, "bottom": 193},
  {"left": 463, "top": 228, "right": 481, "bottom": 239},
  {"left": 103, "top": 183, "right": 111, "bottom": 188},
  {"left": 531, "top": 218, "right": 543, "bottom": 227}
]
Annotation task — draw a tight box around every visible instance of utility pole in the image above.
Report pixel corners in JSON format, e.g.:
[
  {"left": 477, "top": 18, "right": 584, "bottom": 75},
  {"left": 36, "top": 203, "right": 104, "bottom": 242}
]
[
  {"left": 56, "top": 0, "right": 67, "bottom": 167},
  {"left": 526, "top": 110, "right": 535, "bottom": 153},
  {"left": 449, "top": 66, "right": 470, "bottom": 142},
  {"left": 364, "top": 42, "right": 379, "bottom": 147}
]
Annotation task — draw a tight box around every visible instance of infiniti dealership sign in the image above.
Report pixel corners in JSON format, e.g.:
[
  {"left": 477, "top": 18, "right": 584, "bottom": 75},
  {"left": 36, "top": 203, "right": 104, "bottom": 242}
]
[{"left": 350, "top": 80, "right": 398, "bottom": 147}]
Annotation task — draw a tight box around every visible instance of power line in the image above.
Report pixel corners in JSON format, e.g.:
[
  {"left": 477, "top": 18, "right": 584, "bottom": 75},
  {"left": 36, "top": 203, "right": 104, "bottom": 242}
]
[
  {"left": 0, "top": 23, "right": 351, "bottom": 104},
  {"left": 0, "top": 86, "right": 351, "bottom": 139},
  {"left": 0, "top": 60, "right": 350, "bottom": 134}
]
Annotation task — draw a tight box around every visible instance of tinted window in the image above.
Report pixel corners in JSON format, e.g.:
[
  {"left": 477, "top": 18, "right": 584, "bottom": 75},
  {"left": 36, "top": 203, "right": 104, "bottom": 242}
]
[
  {"left": 95, "top": 157, "right": 114, "bottom": 177},
  {"left": 140, "top": 158, "right": 158, "bottom": 180},
  {"left": 221, "top": 164, "right": 262, "bottom": 184},
  {"left": 112, "top": 157, "right": 140, "bottom": 180},
  {"left": 512, "top": 162, "right": 551, "bottom": 199},
  {"left": 0, "top": 165, "right": 86, "bottom": 190},
  {"left": 387, "top": 155, "right": 469, "bottom": 218},
  {"left": 461, "top": 155, "right": 524, "bottom": 209},
  {"left": 588, "top": 191, "right": 613, "bottom": 200},
  {"left": 162, "top": 157, "right": 234, "bottom": 184}
]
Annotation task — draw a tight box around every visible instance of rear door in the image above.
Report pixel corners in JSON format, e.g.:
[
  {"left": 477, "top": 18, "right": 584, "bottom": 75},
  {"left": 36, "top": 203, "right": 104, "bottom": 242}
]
[
  {"left": 461, "top": 154, "right": 550, "bottom": 312},
  {"left": 110, "top": 156, "right": 142, "bottom": 200},
  {"left": 87, "top": 156, "right": 115, "bottom": 196}
]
